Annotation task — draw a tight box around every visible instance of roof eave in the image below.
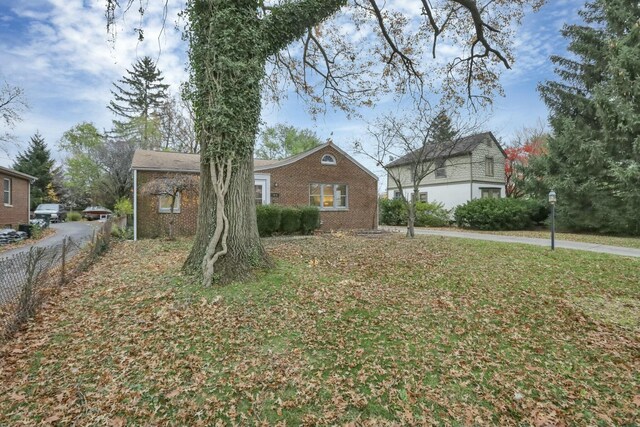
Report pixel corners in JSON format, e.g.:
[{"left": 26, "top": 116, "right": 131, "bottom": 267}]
[
  {"left": 132, "top": 166, "right": 200, "bottom": 173},
  {"left": 0, "top": 166, "right": 38, "bottom": 182}
]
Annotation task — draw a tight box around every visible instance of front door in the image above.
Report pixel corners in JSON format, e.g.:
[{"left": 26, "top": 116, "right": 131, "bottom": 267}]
[{"left": 254, "top": 176, "right": 270, "bottom": 205}]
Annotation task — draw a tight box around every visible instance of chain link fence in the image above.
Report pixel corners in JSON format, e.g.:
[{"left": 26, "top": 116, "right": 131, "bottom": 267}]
[{"left": 0, "top": 221, "right": 113, "bottom": 343}]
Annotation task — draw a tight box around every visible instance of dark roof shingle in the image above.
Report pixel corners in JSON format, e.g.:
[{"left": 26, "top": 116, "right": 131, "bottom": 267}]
[{"left": 385, "top": 131, "right": 503, "bottom": 168}]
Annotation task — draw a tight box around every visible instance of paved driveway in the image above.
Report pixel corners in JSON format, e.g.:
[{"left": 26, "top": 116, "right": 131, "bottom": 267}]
[
  {"left": 381, "top": 226, "right": 640, "bottom": 258},
  {"left": 0, "top": 222, "right": 100, "bottom": 304},
  {"left": 0, "top": 222, "right": 100, "bottom": 261}
]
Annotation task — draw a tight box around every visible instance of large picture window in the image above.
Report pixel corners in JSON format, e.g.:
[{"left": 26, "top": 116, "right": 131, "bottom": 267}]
[
  {"left": 3, "top": 178, "right": 11, "bottom": 205},
  {"left": 310, "top": 184, "right": 348, "bottom": 209},
  {"left": 159, "top": 193, "right": 181, "bottom": 213}
]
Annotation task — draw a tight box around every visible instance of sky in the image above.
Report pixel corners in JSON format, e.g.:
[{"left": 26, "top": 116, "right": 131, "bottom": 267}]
[{"left": 0, "top": 0, "right": 584, "bottom": 186}]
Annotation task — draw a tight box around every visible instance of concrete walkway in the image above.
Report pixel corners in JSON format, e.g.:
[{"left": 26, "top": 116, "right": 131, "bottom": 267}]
[{"left": 381, "top": 226, "right": 640, "bottom": 258}]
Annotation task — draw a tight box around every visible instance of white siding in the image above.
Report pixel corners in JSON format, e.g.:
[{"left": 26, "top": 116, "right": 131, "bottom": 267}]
[
  {"left": 472, "top": 183, "right": 506, "bottom": 199},
  {"left": 387, "top": 182, "right": 471, "bottom": 211},
  {"left": 385, "top": 134, "right": 507, "bottom": 212}
]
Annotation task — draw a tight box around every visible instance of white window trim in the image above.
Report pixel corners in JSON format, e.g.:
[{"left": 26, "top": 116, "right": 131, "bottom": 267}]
[
  {"left": 254, "top": 173, "right": 271, "bottom": 205},
  {"left": 321, "top": 154, "right": 337, "bottom": 165},
  {"left": 310, "top": 183, "right": 348, "bottom": 210},
  {"left": 158, "top": 192, "right": 181, "bottom": 213},
  {"left": 3, "top": 178, "right": 11, "bottom": 206}
]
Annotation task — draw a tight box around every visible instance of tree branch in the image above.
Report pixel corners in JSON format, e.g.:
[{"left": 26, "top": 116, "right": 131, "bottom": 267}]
[{"left": 261, "top": 0, "right": 347, "bottom": 57}]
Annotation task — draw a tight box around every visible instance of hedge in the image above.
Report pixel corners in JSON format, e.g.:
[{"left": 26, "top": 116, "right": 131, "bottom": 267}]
[
  {"left": 256, "top": 205, "right": 320, "bottom": 236},
  {"left": 256, "top": 205, "right": 281, "bottom": 237},
  {"left": 379, "top": 198, "right": 450, "bottom": 227},
  {"left": 280, "top": 207, "right": 302, "bottom": 234},
  {"left": 454, "top": 198, "right": 549, "bottom": 230},
  {"left": 299, "top": 206, "right": 321, "bottom": 235},
  {"left": 66, "top": 211, "right": 82, "bottom": 222}
]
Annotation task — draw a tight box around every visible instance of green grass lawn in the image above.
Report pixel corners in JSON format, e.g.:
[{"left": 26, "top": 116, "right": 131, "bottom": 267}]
[{"left": 1, "top": 234, "right": 638, "bottom": 425}]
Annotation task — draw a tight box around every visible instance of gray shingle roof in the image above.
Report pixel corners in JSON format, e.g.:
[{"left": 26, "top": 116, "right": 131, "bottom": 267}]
[
  {"left": 131, "top": 141, "right": 378, "bottom": 181},
  {"left": 131, "top": 150, "right": 279, "bottom": 172},
  {"left": 385, "top": 131, "right": 504, "bottom": 168}
]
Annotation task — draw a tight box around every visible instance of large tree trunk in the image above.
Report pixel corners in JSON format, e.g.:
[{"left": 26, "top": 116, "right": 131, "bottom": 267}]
[
  {"left": 184, "top": 155, "right": 269, "bottom": 284},
  {"left": 183, "top": 0, "right": 347, "bottom": 285},
  {"left": 183, "top": 0, "right": 270, "bottom": 285}
]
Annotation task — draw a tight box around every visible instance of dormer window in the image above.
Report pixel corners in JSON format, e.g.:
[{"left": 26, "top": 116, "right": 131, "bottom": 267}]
[{"left": 321, "top": 154, "right": 337, "bottom": 165}]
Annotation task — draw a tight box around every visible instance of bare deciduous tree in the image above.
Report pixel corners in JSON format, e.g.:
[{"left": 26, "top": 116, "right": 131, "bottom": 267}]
[
  {"left": 140, "top": 174, "right": 199, "bottom": 239},
  {"left": 355, "top": 108, "right": 480, "bottom": 237},
  {"left": 95, "top": 137, "right": 137, "bottom": 205},
  {"left": 158, "top": 94, "right": 198, "bottom": 154},
  {"left": 0, "top": 80, "right": 28, "bottom": 153}
]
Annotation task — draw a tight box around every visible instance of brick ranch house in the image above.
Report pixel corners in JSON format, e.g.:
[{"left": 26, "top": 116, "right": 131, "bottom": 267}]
[
  {"left": 131, "top": 142, "right": 379, "bottom": 239},
  {"left": 0, "top": 166, "right": 36, "bottom": 229}
]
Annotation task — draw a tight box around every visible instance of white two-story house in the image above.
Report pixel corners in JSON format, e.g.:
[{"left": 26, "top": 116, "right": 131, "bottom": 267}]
[{"left": 385, "top": 132, "right": 507, "bottom": 210}]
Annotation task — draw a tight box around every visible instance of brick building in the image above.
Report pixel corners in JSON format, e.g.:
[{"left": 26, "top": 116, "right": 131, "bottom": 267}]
[
  {"left": 131, "top": 142, "right": 378, "bottom": 239},
  {"left": 0, "top": 166, "right": 36, "bottom": 229}
]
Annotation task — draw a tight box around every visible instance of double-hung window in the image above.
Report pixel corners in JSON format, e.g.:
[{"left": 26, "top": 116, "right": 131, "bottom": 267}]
[
  {"left": 485, "top": 157, "right": 495, "bottom": 177},
  {"left": 435, "top": 160, "right": 447, "bottom": 178},
  {"left": 159, "top": 193, "right": 181, "bottom": 213},
  {"left": 3, "top": 178, "right": 11, "bottom": 205},
  {"left": 309, "top": 184, "right": 348, "bottom": 210}
]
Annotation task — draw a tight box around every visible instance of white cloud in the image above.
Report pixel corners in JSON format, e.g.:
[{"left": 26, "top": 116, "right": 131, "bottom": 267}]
[
  {"left": 1, "top": 0, "right": 583, "bottom": 178},
  {"left": 0, "top": 0, "right": 188, "bottom": 166}
]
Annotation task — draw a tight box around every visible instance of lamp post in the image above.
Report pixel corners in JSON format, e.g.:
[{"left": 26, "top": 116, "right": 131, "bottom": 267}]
[{"left": 548, "top": 190, "right": 557, "bottom": 250}]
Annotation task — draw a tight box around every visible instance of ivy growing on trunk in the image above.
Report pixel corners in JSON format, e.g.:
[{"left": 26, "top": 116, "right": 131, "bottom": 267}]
[{"left": 107, "top": 0, "right": 544, "bottom": 285}]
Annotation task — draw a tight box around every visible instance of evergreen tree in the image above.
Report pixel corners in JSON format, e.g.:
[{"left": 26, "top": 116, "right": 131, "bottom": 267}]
[
  {"left": 535, "top": 0, "right": 640, "bottom": 235},
  {"left": 429, "top": 111, "right": 457, "bottom": 145},
  {"left": 108, "top": 56, "right": 169, "bottom": 148},
  {"left": 13, "top": 132, "right": 56, "bottom": 209}
]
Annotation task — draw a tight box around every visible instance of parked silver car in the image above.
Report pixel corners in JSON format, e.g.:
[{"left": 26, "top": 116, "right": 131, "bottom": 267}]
[{"left": 34, "top": 203, "right": 67, "bottom": 222}]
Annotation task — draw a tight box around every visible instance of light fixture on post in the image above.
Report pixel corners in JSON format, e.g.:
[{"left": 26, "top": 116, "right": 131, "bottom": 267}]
[{"left": 548, "top": 190, "right": 557, "bottom": 250}]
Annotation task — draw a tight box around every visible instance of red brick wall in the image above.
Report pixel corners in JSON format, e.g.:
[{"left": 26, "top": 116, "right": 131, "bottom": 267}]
[
  {"left": 136, "top": 171, "right": 200, "bottom": 239},
  {"left": 264, "top": 146, "right": 378, "bottom": 230},
  {"left": 0, "top": 173, "right": 30, "bottom": 229},
  {"left": 135, "top": 146, "right": 378, "bottom": 237}
]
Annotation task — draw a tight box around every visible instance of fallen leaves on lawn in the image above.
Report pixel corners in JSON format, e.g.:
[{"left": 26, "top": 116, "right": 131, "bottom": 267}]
[{"left": 0, "top": 235, "right": 638, "bottom": 426}]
